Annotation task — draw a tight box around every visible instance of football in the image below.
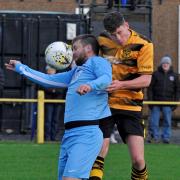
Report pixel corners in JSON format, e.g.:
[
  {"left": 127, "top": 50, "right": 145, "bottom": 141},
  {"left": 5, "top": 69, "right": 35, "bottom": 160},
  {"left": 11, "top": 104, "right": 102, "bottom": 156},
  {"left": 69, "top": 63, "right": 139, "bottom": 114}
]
[{"left": 45, "top": 41, "right": 73, "bottom": 70}]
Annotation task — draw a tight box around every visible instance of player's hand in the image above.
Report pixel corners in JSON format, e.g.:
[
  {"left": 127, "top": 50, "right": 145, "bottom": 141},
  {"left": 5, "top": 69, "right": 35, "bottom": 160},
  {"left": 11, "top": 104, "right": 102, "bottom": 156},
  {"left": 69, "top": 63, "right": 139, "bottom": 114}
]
[
  {"left": 106, "top": 80, "right": 124, "bottom": 92},
  {"left": 77, "top": 84, "right": 92, "bottom": 95},
  {"left": 103, "top": 55, "right": 119, "bottom": 64},
  {"left": 5, "top": 60, "right": 21, "bottom": 71}
]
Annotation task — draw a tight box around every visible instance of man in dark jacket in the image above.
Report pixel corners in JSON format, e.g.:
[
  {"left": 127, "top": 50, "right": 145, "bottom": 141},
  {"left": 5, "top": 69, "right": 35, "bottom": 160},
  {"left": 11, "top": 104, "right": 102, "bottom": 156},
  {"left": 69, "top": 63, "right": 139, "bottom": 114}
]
[
  {"left": 43, "top": 65, "right": 66, "bottom": 141},
  {"left": 0, "top": 67, "right": 4, "bottom": 94},
  {"left": 147, "top": 55, "right": 179, "bottom": 143},
  {"left": 0, "top": 67, "right": 5, "bottom": 129}
]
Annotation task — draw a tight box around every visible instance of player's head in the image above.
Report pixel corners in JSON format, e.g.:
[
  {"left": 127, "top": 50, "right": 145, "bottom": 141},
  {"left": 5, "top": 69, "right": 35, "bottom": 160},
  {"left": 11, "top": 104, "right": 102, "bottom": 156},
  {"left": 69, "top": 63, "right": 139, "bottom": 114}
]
[
  {"left": 72, "top": 34, "right": 99, "bottom": 66},
  {"left": 103, "top": 11, "right": 125, "bottom": 33},
  {"left": 103, "top": 11, "right": 130, "bottom": 45}
]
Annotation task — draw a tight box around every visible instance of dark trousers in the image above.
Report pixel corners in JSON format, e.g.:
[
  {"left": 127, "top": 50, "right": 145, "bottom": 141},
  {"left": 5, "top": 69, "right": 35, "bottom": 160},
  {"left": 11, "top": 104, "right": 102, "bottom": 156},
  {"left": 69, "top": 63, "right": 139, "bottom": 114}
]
[{"left": 45, "top": 103, "right": 62, "bottom": 141}]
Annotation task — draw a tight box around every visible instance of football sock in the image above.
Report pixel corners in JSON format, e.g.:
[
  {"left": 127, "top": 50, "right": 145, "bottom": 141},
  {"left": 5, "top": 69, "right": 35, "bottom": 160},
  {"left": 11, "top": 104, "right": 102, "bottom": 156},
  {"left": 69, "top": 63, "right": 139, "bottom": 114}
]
[
  {"left": 131, "top": 165, "right": 148, "bottom": 180},
  {"left": 89, "top": 156, "right": 104, "bottom": 180}
]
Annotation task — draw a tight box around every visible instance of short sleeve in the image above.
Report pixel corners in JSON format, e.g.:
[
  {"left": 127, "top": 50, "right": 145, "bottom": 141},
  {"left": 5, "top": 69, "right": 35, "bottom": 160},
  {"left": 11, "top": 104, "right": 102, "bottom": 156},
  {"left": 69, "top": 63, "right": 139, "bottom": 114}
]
[{"left": 137, "top": 42, "right": 154, "bottom": 74}]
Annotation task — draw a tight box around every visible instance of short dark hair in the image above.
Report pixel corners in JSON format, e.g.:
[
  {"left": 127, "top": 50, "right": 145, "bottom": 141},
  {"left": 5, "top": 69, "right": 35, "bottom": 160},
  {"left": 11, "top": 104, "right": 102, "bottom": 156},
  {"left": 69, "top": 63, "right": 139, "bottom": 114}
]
[
  {"left": 72, "top": 34, "right": 99, "bottom": 55},
  {"left": 103, "top": 11, "right": 125, "bottom": 33}
]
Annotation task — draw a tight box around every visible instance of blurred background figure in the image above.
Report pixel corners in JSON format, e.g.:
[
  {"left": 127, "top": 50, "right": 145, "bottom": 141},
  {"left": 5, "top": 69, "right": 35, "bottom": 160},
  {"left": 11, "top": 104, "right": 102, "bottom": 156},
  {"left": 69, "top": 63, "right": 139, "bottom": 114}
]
[
  {"left": 0, "top": 67, "right": 5, "bottom": 131},
  {"left": 0, "top": 67, "right": 4, "bottom": 97},
  {"left": 147, "top": 55, "right": 180, "bottom": 144},
  {"left": 43, "top": 65, "right": 66, "bottom": 141},
  {"left": 31, "top": 65, "right": 66, "bottom": 141},
  {"left": 110, "top": 125, "right": 119, "bottom": 144}
]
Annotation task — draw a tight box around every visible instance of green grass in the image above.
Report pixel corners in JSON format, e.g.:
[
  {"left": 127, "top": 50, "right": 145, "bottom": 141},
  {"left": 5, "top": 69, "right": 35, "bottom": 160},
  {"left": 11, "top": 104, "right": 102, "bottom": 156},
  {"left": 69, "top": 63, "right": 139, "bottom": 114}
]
[
  {"left": 0, "top": 142, "right": 59, "bottom": 180},
  {"left": 104, "top": 144, "right": 180, "bottom": 180},
  {"left": 0, "top": 142, "right": 180, "bottom": 180}
]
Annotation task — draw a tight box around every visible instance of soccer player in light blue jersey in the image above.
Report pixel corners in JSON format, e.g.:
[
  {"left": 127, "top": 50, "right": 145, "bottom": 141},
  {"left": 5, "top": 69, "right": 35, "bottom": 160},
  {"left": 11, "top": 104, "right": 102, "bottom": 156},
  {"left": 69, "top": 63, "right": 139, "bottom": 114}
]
[{"left": 5, "top": 34, "right": 112, "bottom": 180}]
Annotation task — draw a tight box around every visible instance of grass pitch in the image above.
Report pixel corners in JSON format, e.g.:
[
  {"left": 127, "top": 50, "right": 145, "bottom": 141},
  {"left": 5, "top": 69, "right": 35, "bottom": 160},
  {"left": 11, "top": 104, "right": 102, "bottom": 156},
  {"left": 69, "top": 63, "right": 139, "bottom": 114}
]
[{"left": 0, "top": 142, "right": 180, "bottom": 180}]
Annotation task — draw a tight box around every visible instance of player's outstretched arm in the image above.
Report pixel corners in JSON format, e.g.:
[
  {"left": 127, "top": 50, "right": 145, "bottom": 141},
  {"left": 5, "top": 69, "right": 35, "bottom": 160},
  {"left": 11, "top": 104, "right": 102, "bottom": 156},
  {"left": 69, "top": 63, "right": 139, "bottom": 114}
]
[{"left": 5, "top": 59, "right": 73, "bottom": 88}]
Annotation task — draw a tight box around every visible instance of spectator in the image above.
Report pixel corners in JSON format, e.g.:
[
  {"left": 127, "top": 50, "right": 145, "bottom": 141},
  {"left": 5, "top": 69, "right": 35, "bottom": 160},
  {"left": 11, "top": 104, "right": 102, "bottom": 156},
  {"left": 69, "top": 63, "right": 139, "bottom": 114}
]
[
  {"left": 147, "top": 55, "right": 179, "bottom": 144},
  {"left": 30, "top": 70, "right": 66, "bottom": 141},
  {"left": 110, "top": 125, "right": 118, "bottom": 143},
  {"left": 0, "top": 67, "right": 4, "bottom": 94},
  {"left": 0, "top": 67, "right": 5, "bottom": 129},
  {"left": 44, "top": 65, "right": 66, "bottom": 141}
]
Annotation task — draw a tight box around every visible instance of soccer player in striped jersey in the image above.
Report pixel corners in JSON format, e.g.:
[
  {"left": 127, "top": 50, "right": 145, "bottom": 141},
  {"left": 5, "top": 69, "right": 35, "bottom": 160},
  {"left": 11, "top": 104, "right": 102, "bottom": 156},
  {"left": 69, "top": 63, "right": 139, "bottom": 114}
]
[{"left": 89, "top": 12, "right": 153, "bottom": 180}]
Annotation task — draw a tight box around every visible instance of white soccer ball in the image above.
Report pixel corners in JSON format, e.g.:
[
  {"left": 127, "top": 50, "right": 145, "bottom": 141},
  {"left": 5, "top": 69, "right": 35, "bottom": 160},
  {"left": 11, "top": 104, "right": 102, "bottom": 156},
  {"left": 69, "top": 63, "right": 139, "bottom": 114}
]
[{"left": 45, "top": 41, "right": 73, "bottom": 70}]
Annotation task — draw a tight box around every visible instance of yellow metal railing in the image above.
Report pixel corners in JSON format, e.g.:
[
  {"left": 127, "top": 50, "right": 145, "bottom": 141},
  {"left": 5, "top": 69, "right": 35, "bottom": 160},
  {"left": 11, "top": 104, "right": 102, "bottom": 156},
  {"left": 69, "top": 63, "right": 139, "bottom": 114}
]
[
  {"left": 0, "top": 90, "right": 179, "bottom": 144},
  {"left": 0, "top": 90, "right": 65, "bottom": 144},
  {"left": 143, "top": 101, "right": 180, "bottom": 105}
]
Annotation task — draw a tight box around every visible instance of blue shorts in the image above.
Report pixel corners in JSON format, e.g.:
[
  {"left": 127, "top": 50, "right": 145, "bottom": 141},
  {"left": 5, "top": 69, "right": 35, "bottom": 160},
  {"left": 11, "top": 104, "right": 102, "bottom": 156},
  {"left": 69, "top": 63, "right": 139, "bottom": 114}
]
[{"left": 58, "top": 125, "right": 103, "bottom": 180}]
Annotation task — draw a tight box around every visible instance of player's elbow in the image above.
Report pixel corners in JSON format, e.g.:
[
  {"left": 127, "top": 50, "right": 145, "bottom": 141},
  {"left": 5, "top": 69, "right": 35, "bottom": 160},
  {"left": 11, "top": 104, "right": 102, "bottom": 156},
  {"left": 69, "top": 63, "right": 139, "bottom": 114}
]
[{"left": 143, "top": 75, "right": 152, "bottom": 88}]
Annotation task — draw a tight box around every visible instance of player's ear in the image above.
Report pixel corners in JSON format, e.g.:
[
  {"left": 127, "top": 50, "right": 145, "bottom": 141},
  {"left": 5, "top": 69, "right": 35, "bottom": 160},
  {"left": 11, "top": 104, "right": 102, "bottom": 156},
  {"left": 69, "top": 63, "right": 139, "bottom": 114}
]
[
  {"left": 84, "top": 44, "right": 92, "bottom": 53},
  {"left": 124, "top": 21, "right": 129, "bottom": 29}
]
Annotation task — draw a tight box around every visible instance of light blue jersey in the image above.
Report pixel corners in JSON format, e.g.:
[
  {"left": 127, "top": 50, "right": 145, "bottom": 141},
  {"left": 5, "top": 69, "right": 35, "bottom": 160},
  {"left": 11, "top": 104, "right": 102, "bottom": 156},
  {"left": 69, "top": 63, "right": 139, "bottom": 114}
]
[{"left": 15, "top": 56, "right": 112, "bottom": 123}]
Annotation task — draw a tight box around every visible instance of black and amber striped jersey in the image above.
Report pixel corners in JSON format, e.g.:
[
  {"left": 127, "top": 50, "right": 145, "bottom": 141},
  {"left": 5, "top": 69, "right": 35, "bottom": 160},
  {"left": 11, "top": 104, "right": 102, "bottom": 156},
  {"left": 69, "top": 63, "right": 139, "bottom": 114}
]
[{"left": 98, "top": 29, "right": 154, "bottom": 111}]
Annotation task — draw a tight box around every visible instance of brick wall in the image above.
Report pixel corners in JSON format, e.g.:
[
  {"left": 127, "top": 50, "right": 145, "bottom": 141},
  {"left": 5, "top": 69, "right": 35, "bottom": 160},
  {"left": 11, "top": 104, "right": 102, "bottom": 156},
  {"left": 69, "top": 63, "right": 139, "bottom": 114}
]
[
  {"left": 0, "top": 0, "right": 105, "bottom": 12},
  {"left": 152, "top": 0, "right": 179, "bottom": 70},
  {"left": 0, "top": 0, "right": 78, "bottom": 13},
  {"left": 152, "top": 0, "right": 180, "bottom": 119}
]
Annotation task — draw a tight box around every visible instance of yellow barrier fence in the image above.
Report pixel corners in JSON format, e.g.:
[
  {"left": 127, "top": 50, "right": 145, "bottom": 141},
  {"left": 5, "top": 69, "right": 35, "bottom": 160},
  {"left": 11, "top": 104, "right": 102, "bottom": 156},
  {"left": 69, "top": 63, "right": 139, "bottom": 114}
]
[
  {"left": 0, "top": 90, "right": 65, "bottom": 144},
  {"left": 0, "top": 90, "right": 179, "bottom": 144}
]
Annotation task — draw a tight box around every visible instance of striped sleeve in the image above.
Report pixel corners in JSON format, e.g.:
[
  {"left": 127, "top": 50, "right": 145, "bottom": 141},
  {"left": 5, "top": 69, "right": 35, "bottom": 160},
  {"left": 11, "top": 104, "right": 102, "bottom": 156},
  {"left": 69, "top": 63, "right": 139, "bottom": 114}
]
[{"left": 137, "top": 42, "right": 154, "bottom": 74}]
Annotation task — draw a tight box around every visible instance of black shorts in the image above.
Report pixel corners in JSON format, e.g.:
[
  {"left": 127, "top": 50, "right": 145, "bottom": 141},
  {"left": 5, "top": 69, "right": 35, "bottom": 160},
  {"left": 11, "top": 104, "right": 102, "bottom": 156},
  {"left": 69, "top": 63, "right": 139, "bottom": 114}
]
[
  {"left": 99, "top": 109, "right": 145, "bottom": 143},
  {"left": 99, "top": 116, "right": 115, "bottom": 138}
]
